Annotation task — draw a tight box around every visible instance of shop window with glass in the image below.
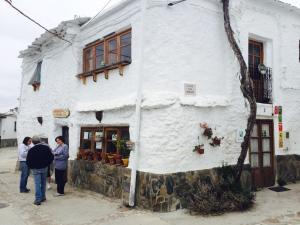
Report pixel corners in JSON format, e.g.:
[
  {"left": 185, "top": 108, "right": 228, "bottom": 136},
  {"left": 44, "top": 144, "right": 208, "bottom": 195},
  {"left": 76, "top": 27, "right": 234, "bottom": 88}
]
[{"left": 80, "top": 126, "right": 130, "bottom": 157}]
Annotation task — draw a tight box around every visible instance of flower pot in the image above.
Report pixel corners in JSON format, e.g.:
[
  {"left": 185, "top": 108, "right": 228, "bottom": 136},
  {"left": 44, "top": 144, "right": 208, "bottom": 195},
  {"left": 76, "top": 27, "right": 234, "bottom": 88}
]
[
  {"left": 122, "top": 158, "right": 129, "bottom": 167},
  {"left": 107, "top": 154, "right": 115, "bottom": 165},
  {"left": 114, "top": 154, "right": 122, "bottom": 165},
  {"left": 194, "top": 146, "right": 204, "bottom": 154},
  {"left": 99, "top": 152, "right": 107, "bottom": 163},
  {"left": 197, "top": 148, "right": 204, "bottom": 154}
]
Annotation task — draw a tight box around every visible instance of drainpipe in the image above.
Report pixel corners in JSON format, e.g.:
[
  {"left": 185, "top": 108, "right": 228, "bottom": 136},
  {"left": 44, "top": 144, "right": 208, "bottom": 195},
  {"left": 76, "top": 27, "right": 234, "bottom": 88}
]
[{"left": 129, "top": 0, "right": 147, "bottom": 207}]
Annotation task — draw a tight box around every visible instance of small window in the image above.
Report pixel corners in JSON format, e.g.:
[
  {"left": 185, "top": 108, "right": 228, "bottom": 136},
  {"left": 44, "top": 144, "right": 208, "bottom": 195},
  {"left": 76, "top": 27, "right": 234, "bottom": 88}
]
[
  {"left": 14, "top": 121, "right": 16, "bottom": 132},
  {"left": 95, "top": 43, "right": 105, "bottom": 69},
  {"left": 107, "top": 38, "right": 118, "bottom": 65},
  {"left": 80, "top": 126, "right": 130, "bottom": 158},
  {"left": 83, "top": 48, "right": 93, "bottom": 72},
  {"left": 28, "top": 61, "right": 42, "bottom": 91},
  {"left": 82, "top": 29, "right": 131, "bottom": 74},
  {"left": 120, "top": 32, "right": 131, "bottom": 62}
]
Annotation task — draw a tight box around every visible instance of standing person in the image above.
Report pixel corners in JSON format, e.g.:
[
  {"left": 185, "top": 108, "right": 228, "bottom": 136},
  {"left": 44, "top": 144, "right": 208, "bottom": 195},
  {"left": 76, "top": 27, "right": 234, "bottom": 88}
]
[
  {"left": 26, "top": 136, "right": 54, "bottom": 205},
  {"left": 19, "top": 137, "right": 33, "bottom": 193},
  {"left": 53, "top": 136, "right": 69, "bottom": 196}
]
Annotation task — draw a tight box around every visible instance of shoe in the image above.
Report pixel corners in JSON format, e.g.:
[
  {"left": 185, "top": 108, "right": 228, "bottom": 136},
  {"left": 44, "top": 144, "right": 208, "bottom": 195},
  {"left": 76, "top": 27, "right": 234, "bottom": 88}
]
[
  {"left": 20, "top": 189, "right": 30, "bottom": 193},
  {"left": 33, "top": 201, "right": 41, "bottom": 206},
  {"left": 53, "top": 193, "right": 65, "bottom": 197},
  {"left": 41, "top": 198, "right": 46, "bottom": 202}
]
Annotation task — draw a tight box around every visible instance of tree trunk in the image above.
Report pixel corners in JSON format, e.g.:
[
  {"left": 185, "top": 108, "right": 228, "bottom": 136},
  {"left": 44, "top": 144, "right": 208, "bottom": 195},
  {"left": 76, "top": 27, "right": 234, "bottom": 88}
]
[{"left": 221, "top": 0, "right": 257, "bottom": 182}]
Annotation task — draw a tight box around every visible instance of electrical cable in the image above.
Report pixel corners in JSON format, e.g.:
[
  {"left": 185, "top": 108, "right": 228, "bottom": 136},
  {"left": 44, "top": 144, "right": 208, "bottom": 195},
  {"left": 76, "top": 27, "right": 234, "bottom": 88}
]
[
  {"left": 3, "top": 0, "right": 72, "bottom": 44},
  {"left": 82, "top": 0, "right": 114, "bottom": 28}
]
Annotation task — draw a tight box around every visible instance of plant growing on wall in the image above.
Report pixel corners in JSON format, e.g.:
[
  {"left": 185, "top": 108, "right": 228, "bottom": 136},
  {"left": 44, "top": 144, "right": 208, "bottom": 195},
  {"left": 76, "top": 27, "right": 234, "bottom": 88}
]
[
  {"left": 200, "top": 123, "right": 223, "bottom": 147},
  {"left": 222, "top": 0, "right": 257, "bottom": 182}
]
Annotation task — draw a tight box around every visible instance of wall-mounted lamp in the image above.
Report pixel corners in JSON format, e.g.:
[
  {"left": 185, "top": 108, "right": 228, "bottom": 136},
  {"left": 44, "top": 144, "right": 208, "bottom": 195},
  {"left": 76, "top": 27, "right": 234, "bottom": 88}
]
[
  {"left": 95, "top": 111, "right": 103, "bottom": 123},
  {"left": 37, "top": 116, "right": 43, "bottom": 125},
  {"left": 258, "top": 64, "right": 267, "bottom": 75}
]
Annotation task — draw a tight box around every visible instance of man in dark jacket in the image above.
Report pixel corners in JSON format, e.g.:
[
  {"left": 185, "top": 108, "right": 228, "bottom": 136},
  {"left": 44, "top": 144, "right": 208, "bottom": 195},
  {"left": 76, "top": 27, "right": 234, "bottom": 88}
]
[{"left": 26, "top": 135, "right": 53, "bottom": 205}]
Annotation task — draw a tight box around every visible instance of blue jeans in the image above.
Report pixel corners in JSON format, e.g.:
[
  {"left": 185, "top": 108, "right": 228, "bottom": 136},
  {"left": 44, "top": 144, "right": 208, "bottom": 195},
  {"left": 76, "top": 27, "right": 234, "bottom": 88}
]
[
  {"left": 19, "top": 161, "right": 30, "bottom": 192},
  {"left": 32, "top": 167, "right": 47, "bottom": 203}
]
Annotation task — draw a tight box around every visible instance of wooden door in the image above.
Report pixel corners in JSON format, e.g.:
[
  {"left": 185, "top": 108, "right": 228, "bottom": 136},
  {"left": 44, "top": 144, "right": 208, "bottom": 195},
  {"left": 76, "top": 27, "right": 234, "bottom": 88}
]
[
  {"left": 249, "top": 120, "right": 275, "bottom": 188},
  {"left": 249, "top": 40, "right": 264, "bottom": 103}
]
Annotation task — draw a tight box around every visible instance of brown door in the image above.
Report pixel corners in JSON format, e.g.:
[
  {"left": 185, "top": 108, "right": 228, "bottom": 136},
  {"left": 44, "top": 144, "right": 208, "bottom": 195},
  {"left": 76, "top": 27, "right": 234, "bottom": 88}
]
[
  {"left": 249, "top": 120, "right": 275, "bottom": 188},
  {"left": 249, "top": 40, "right": 264, "bottom": 103}
]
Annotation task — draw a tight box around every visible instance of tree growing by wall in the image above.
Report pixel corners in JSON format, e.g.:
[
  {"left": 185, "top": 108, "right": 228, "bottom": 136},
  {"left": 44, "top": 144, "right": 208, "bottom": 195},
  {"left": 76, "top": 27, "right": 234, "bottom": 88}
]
[{"left": 222, "top": 0, "right": 257, "bottom": 182}]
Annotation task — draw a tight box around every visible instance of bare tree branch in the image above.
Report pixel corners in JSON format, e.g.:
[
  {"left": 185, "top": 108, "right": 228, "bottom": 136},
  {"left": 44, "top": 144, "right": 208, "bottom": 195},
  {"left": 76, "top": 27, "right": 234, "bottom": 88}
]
[{"left": 221, "top": 0, "right": 257, "bottom": 182}]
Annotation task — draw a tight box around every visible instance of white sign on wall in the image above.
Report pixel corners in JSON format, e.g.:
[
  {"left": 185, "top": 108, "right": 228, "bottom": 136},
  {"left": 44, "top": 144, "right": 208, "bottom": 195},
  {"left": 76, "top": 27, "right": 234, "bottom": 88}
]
[
  {"left": 236, "top": 129, "right": 245, "bottom": 143},
  {"left": 184, "top": 83, "right": 196, "bottom": 96}
]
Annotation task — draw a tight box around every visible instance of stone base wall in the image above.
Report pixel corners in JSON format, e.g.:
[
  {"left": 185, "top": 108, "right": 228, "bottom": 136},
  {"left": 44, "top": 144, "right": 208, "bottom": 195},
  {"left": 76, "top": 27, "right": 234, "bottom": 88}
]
[
  {"left": 69, "top": 160, "right": 131, "bottom": 199},
  {"left": 68, "top": 160, "right": 251, "bottom": 212},
  {"left": 276, "top": 155, "right": 300, "bottom": 184},
  {"left": 0, "top": 139, "right": 17, "bottom": 148},
  {"left": 135, "top": 165, "right": 252, "bottom": 212}
]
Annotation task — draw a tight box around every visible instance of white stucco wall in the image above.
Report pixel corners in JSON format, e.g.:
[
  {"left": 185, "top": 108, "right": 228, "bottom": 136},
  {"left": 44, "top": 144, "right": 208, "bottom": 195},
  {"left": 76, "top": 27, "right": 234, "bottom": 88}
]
[
  {"left": 18, "top": 0, "right": 300, "bottom": 174},
  {"left": 1, "top": 115, "right": 17, "bottom": 139}
]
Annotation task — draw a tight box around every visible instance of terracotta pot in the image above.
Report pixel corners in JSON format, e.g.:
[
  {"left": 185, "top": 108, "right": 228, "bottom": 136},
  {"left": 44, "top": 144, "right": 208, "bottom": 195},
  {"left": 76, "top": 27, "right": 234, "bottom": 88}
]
[
  {"left": 194, "top": 146, "right": 204, "bottom": 154},
  {"left": 197, "top": 148, "right": 204, "bottom": 154},
  {"left": 122, "top": 158, "right": 129, "bottom": 167},
  {"left": 114, "top": 154, "right": 122, "bottom": 165}
]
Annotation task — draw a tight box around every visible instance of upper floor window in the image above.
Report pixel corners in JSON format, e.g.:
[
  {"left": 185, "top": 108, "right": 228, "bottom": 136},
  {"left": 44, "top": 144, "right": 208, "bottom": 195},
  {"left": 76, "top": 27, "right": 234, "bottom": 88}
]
[
  {"left": 28, "top": 61, "right": 42, "bottom": 91},
  {"left": 82, "top": 29, "right": 131, "bottom": 74}
]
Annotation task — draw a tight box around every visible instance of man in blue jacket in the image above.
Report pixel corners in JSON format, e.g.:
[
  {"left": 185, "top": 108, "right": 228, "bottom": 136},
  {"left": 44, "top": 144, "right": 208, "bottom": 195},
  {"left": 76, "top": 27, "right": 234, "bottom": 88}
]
[{"left": 26, "top": 136, "right": 54, "bottom": 205}]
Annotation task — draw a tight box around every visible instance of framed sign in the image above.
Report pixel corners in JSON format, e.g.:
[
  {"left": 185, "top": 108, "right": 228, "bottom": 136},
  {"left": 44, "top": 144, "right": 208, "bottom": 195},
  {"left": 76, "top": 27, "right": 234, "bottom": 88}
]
[
  {"left": 53, "top": 109, "right": 70, "bottom": 118},
  {"left": 236, "top": 129, "right": 245, "bottom": 143},
  {"left": 184, "top": 83, "right": 196, "bottom": 96}
]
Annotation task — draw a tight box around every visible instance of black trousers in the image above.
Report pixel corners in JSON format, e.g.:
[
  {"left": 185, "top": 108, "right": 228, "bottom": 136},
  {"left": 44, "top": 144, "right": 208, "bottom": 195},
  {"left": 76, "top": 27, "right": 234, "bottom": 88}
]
[{"left": 55, "top": 169, "right": 66, "bottom": 194}]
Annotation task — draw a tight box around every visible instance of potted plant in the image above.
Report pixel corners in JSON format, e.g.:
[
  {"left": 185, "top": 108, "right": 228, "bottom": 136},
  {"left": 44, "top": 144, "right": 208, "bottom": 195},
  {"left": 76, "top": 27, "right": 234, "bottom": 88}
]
[
  {"left": 107, "top": 154, "right": 115, "bottom": 165},
  {"left": 101, "top": 152, "right": 109, "bottom": 163},
  {"left": 193, "top": 144, "right": 205, "bottom": 154}
]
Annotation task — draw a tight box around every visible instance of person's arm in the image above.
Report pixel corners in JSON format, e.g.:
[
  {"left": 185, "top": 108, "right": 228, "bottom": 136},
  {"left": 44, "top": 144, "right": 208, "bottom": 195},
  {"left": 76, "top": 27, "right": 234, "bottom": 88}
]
[
  {"left": 19, "top": 145, "right": 28, "bottom": 158},
  {"left": 47, "top": 148, "right": 54, "bottom": 165},
  {"left": 26, "top": 149, "right": 33, "bottom": 168},
  {"left": 54, "top": 145, "right": 69, "bottom": 160}
]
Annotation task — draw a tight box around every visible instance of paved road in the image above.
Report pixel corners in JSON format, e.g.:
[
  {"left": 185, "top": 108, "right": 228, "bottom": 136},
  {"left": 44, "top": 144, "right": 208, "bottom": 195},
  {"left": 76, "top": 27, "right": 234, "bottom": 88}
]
[{"left": 1, "top": 147, "right": 300, "bottom": 225}]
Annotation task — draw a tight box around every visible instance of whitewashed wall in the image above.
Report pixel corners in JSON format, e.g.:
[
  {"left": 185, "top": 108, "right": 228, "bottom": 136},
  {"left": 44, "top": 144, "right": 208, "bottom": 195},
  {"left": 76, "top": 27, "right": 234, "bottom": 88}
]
[
  {"left": 18, "top": 0, "right": 300, "bottom": 174},
  {"left": 1, "top": 115, "right": 17, "bottom": 139}
]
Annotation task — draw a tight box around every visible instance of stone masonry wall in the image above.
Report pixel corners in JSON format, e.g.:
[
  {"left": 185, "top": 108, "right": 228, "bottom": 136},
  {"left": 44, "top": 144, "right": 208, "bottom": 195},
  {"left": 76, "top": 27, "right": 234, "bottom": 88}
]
[
  {"left": 135, "top": 165, "right": 252, "bottom": 212},
  {"left": 0, "top": 139, "right": 17, "bottom": 148},
  {"left": 276, "top": 155, "right": 300, "bottom": 184},
  {"left": 68, "top": 160, "right": 252, "bottom": 212},
  {"left": 69, "top": 160, "right": 131, "bottom": 199}
]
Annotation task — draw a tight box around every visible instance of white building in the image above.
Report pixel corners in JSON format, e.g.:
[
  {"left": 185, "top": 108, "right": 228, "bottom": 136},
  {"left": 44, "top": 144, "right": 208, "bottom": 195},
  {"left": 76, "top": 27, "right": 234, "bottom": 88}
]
[
  {"left": 18, "top": 0, "right": 300, "bottom": 211},
  {"left": 0, "top": 109, "right": 17, "bottom": 147}
]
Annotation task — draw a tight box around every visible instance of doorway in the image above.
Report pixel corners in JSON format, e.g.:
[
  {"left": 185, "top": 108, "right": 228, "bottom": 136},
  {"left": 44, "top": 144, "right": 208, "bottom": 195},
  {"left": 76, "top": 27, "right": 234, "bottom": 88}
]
[
  {"left": 249, "top": 120, "right": 275, "bottom": 188},
  {"left": 62, "top": 126, "right": 69, "bottom": 146}
]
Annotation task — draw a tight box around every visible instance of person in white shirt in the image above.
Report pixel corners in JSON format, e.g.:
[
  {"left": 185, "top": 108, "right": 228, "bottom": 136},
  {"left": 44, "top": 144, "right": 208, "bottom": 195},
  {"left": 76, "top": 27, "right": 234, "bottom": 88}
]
[{"left": 19, "top": 137, "right": 33, "bottom": 193}]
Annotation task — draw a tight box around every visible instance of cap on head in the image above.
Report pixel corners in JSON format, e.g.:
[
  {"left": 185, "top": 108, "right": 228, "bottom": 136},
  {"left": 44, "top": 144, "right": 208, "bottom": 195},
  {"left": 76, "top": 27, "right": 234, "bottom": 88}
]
[{"left": 32, "top": 135, "right": 41, "bottom": 145}]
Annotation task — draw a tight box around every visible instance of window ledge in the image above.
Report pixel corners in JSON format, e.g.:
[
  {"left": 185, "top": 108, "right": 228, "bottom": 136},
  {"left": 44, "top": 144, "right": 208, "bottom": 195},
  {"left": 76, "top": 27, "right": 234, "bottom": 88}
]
[{"left": 76, "top": 60, "right": 131, "bottom": 84}]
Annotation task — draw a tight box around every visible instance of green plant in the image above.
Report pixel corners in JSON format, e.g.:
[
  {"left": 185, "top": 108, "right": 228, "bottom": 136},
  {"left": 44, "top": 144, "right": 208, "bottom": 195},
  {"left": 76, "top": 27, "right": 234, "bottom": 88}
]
[{"left": 115, "top": 140, "right": 131, "bottom": 158}]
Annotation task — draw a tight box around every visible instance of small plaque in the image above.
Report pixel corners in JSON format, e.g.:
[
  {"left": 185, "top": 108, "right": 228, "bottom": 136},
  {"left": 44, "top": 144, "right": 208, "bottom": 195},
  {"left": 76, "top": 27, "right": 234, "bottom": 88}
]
[
  {"left": 53, "top": 109, "right": 70, "bottom": 118},
  {"left": 184, "top": 83, "right": 196, "bottom": 96},
  {"left": 278, "top": 122, "right": 283, "bottom": 132},
  {"left": 274, "top": 106, "right": 279, "bottom": 115},
  {"left": 279, "top": 132, "right": 284, "bottom": 148},
  {"left": 236, "top": 129, "right": 245, "bottom": 143}
]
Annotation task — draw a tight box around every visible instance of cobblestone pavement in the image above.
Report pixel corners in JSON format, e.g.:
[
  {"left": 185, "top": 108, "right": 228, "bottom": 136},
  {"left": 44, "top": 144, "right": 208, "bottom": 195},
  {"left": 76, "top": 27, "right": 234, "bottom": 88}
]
[{"left": 1, "top": 147, "right": 300, "bottom": 225}]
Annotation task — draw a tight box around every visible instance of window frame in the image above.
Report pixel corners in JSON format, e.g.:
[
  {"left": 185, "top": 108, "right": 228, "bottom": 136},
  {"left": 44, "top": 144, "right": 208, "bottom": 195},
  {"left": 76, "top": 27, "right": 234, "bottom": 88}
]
[
  {"left": 79, "top": 126, "right": 130, "bottom": 157},
  {"left": 82, "top": 28, "right": 132, "bottom": 74}
]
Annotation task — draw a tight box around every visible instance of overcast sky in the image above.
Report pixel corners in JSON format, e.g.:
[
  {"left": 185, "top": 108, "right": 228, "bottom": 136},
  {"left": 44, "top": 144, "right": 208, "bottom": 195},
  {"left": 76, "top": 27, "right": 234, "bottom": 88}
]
[{"left": 0, "top": 0, "right": 299, "bottom": 113}]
